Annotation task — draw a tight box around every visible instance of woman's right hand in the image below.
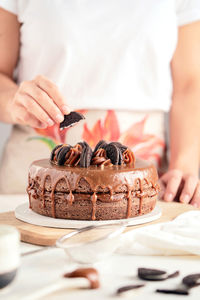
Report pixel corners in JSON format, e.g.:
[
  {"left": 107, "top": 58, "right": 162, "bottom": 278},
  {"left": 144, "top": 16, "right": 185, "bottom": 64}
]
[{"left": 10, "top": 75, "right": 70, "bottom": 128}]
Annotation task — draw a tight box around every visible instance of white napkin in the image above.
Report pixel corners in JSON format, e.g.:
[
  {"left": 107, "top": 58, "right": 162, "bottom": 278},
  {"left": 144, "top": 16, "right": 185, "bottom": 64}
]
[{"left": 117, "top": 211, "right": 200, "bottom": 255}]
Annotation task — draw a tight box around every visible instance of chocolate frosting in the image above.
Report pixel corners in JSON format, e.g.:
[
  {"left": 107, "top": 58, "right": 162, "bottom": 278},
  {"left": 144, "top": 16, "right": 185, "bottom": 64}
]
[
  {"left": 64, "top": 268, "right": 100, "bottom": 289},
  {"left": 51, "top": 144, "right": 82, "bottom": 166},
  {"left": 91, "top": 149, "right": 112, "bottom": 166},
  {"left": 27, "top": 158, "right": 159, "bottom": 220},
  {"left": 51, "top": 141, "right": 135, "bottom": 168}
]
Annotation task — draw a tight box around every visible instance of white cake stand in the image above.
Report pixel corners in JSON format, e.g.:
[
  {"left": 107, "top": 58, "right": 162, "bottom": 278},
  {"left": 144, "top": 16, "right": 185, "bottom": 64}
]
[{"left": 15, "top": 202, "right": 162, "bottom": 229}]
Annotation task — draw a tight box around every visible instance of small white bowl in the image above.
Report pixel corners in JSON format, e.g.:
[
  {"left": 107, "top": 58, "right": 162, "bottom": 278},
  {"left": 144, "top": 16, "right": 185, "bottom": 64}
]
[{"left": 56, "top": 224, "right": 126, "bottom": 264}]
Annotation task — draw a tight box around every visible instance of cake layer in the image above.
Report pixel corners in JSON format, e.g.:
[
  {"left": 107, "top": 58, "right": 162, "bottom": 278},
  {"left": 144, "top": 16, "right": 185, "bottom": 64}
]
[
  {"left": 30, "top": 193, "right": 157, "bottom": 220},
  {"left": 27, "top": 158, "right": 159, "bottom": 220}
]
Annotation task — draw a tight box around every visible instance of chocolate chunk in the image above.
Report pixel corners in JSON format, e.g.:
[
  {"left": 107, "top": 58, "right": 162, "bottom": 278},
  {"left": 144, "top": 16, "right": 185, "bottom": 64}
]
[
  {"left": 156, "top": 288, "right": 189, "bottom": 295},
  {"left": 110, "top": 142, "right": 127, "bottom": 153},
  {"left": 60, "top": 112, "right": 85, "bottom": 130},
  {"left": 182, "top": 274, "right": 200, "bottom": 288},
  {"left": 79, "top": 142, "right": 93, "bottom": 168},
  {"left": 138, "top": 268, "right": 167, "bottom": 281},
  {"left": 118, "top": 149, "right": 123, "bottom": 165},
  {"left": 105, "top": 143, "right": 119, "bottom": 165},
  {"left": 57, "top": 145, "right": 72, "bottom": 165},
  {"left": 93, "top": 140, "right": 107, "bottom": 153},
  {"left": 167, "top": 271, "right": 180, "bottom": 279},
  {"left": 116, "top": 284, "right": 145, "bottom": 294},
  {"left": 109, "top": 142, "right": 126, "bottom": 165},
  {"left": 50, "top": 144, "right": 63, "bottom": 161}
]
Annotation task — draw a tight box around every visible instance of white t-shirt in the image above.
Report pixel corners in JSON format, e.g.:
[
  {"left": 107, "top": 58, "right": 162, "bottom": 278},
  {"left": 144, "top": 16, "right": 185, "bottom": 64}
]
[{"left": 1, "top": 0, "right": 200, "bottom": 112}]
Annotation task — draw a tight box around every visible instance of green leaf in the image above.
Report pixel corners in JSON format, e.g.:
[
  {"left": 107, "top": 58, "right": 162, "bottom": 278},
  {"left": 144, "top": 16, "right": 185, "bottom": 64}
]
[{"left": 27, "top": 136, "right": 57, "bottom": 150}]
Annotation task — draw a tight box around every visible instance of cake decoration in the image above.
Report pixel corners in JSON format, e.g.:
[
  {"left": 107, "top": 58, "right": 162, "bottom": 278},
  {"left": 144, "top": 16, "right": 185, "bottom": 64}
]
[
  {"left": 78, "top": 142, "right": 93, "bottom": 168},
  {"left": 50, "top": 140, "right": 135, "bottom": 167},
  {"left": 60, "top": 111, "right": 85, "bottom": 130},
  {"left": 50, "top": 142, "right": 92, "bottom": 167},
  {"left": 91, "top": 148, "right": 112, "bottom": 166}
]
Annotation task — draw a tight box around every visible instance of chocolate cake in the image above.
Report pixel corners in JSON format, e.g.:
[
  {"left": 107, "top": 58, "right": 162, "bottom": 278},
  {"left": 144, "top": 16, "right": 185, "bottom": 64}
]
[{"left": 27, "top": 141, "right": 159, "bottom": 220}]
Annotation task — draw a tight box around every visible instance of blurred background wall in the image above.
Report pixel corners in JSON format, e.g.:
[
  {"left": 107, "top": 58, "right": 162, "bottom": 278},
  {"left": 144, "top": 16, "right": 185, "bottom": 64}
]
[{"left": 0, "top": 123, "right": 11, "bottom": 158}]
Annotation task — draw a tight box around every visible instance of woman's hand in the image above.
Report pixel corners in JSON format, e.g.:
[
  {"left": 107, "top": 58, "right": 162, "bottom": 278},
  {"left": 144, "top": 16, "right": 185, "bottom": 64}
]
[
  {"left": 159, "top": 169, "right": 200, "bottom": 207},
  {"left": 9, "top": 75, "right": 70, "bottom": 128}
]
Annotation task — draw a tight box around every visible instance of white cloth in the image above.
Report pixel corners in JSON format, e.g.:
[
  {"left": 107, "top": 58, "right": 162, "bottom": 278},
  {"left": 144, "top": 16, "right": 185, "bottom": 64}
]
[
  {"left": 1, "top": 0, "right": 200, "bottom": 111},
  {"left": 117, "top": 211, "right": 200, "bottom": 255}
]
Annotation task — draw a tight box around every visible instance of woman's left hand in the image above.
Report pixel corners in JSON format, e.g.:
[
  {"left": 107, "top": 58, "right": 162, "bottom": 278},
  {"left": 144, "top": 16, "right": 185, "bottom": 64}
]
[{"left": 159, "top": 169, "right": 200, "bottom": 208}]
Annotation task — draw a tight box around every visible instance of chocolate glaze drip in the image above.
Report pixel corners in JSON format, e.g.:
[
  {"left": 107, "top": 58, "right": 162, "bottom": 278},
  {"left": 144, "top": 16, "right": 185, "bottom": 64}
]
[
  {"left": 139, "top": 178, "right": 143, "bottom": 214},
  {"left": 27, "top": 175, "right": 33, "bottom": 208},
  {"left": 91, "top": 149, "right": 112, "bottom": 166},
  {"left": 27, "top": 159, "right": 159, "bottom": 220},
  {"left": 126, "top": 187, "right": 132, "bottom": 218},
  {"left": 91, "top": 192, "right": 97, "bottom": 220},
  {"left": 64, "top": 268, "right": 100, "bottom": 289},
  {"left": 41, "top": 174, "right": 50, "bottom": 208}
]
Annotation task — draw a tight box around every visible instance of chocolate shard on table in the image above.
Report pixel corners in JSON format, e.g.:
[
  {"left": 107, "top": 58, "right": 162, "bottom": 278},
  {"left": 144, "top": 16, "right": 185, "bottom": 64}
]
[
  {"left": 27, "top": 140, "right": 160, "bottom": 221},
  {"left": 156, "top": 288, "right": 189, "bottom": 295},
  {"left": 138, "top": 268, "right": 179, "bottom": 281},
  {"left": 116, "top": 284, "right": 145, "bottom": 295},
  {"left": 60, "top": 111, "right": 85, "bottom": 130},
  {"left": 182, "top": 273, "right": 200, "bottom": 288}
]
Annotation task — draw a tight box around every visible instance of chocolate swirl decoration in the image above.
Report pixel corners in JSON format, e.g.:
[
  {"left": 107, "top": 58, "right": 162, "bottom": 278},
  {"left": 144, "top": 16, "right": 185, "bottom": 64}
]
[
  {"left": 50, "top": 141, "right": 135, "bottom": 168},
  {"left": 50, "top": 142, "right": 92, "bottom": 167},
  {"left": 91, "top": 142, "right": 135, "bottom": 167},
  {"left": 122, "top": 148, "right": 135, "bottom": 165},
  {"left": 91, "top": 148, "right": 112, "bottom": 166}
]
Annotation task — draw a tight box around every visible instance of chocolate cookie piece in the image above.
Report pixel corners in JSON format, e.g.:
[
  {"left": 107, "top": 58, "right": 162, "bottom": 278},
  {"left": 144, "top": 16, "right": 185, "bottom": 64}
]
[
  {"left": 93, "top": 140, "right": 107, "bottom": 153},
  {"left": 105, "top": 143, "right": 120, "bottom": 165},
  {"left": 182, "top": 274, "right": 200, "bottom": 288},
  {"left": 167, "top": 271, "right": 180, "bottom": 279},
  {"left": 60, "top": 112, "right": 85, "bottom": 130},
  {"left": 110, "top": 141, "right": 127, "bottom": 153},
  {"left": 57, "top": 145, "right": 72, "bottom": 166},
  {"left": 156, "top": 288, "right": 189, "bottom": 295},
  {"left": 79, "top": 142, "right": 93, "bottom": 168},
  {"left": 50, "top": 144, "right": 63, "bottom": 161},
  {"left": 108, "top": 142, "right": 126, "bottom": 165},
  {"left": 116, "top": 284, "right": 145, "bottom": 295},
  {"left": 138, "top": 268, "right": 167, "bottom": 281}
]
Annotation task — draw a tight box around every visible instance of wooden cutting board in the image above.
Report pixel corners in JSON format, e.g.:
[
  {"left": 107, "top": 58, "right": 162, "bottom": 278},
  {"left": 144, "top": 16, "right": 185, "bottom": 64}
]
[{"left": 0, "top": 201, "right": 197, "bottom": 246}]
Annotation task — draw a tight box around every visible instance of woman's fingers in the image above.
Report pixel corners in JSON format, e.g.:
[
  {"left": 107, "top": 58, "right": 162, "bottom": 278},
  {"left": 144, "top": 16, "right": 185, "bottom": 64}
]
[
  {"left": 21, "top": 81, "right": 64, "bottom": 124},
  {"left": 158, "top": 179, "right": 165, "bottom": 199},
  {"left": 160, "top": 170, "right": 182, "bottom": 202},
  {"left": 17, "top": 93, "right": 54, "bottom": 127},
  {"left": 34, "top": 75, "right": 70, "bottom": 115},
  {"left": 14, "top": 105, "right": 47, "bottom": 128},
  {"left": 12, "top": 76, "right": 71, "bottom": 128},
  {"left": 179, "top": 175, "right": 198, "bottom": 204},
  {"left": 191, "top": 182, "right": 200, "bottom": 207},
  {"left": 160, "top": 169, "right": 200, "bottom": 207}
]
